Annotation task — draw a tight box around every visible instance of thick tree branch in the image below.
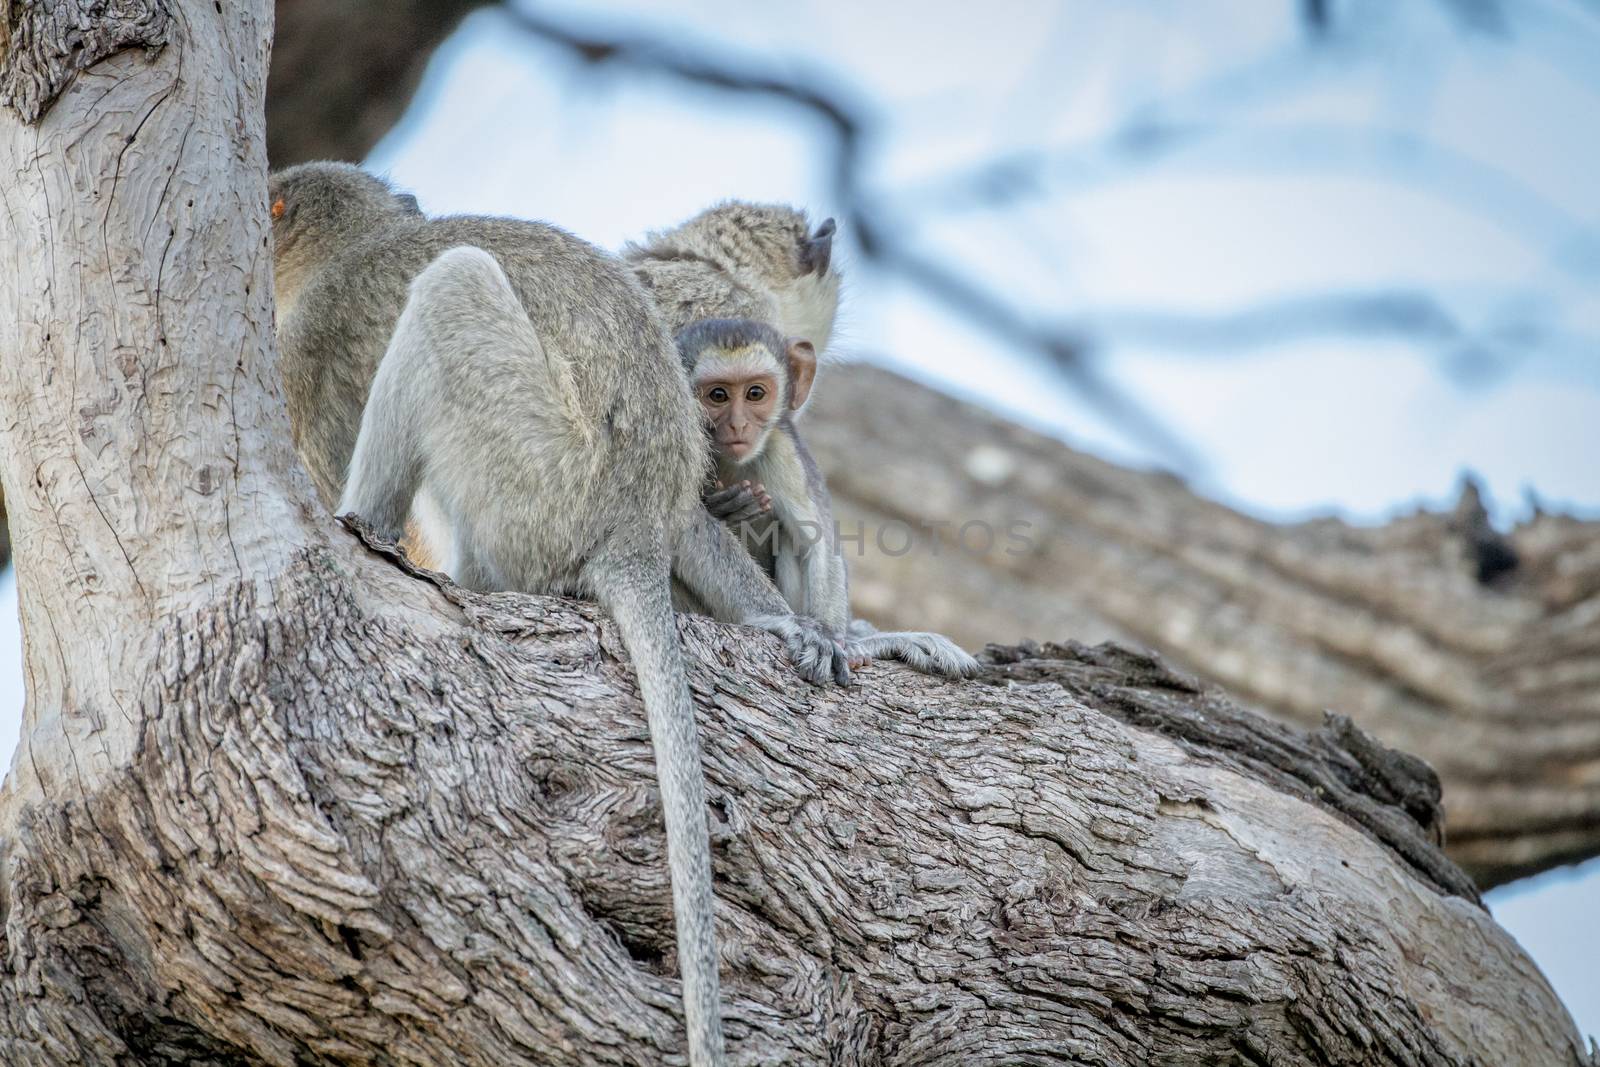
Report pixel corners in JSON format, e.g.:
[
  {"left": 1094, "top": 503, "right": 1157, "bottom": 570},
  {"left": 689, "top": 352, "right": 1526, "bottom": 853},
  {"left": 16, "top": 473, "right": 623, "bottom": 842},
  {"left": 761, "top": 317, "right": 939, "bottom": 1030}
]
[
  {"left": 266, "top": 0, "right": 490, "bottom": 167},
  {"left": 5, "top": 519, "right": 1590, "bottom": 1063},
  {"left": 806, "top": 364, "right": 1600, "bottom": 889}
]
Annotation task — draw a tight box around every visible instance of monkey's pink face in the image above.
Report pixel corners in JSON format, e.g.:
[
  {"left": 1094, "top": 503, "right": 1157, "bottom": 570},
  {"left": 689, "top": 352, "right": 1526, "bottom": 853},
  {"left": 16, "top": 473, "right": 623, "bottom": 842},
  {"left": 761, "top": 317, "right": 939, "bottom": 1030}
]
[{"left": 697, "top": 373, "right": 779, "bottom": 462}]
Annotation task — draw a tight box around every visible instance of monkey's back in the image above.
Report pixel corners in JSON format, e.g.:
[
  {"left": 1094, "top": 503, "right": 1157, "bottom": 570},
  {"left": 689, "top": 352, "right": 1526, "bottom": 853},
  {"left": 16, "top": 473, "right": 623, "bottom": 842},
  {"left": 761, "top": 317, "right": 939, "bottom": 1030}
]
[
  {"left": 280, "top": 214, "right": 704, "bottom": 532},
  {"left": 627, "top": 255, "right": 778, "bottom": 340}
]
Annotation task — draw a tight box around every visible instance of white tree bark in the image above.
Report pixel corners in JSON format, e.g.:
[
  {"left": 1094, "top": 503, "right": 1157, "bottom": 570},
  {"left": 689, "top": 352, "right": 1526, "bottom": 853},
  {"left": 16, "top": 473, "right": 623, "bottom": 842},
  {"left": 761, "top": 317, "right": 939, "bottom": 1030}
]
[{"left": 0, "top": 2, "right": 1590, "bottom": 1064}]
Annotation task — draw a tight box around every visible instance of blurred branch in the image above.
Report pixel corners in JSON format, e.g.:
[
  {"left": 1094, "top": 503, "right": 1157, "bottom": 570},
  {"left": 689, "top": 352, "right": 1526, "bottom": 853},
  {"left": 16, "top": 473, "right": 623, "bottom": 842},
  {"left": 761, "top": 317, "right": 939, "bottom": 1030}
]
[
  {"left": 1436, "top": 0, "right": 1508, "bottom": 35},
  {"left": 1074, "top": 290, "right": 1600, "bottom": 380},
  {"left": 809, "top": 363, "right": 1600, "bottom": 889},
  {"left": 905, "top": 123, "right": 1591, "bottom": 258},
  {"left": 267, "top": 0, "right": 491, "bottom": 167},
  {"left": 1301, "top": 0, "right": 1331, "bottom": 36},
  {"left": 499, "top": 3, "right": 1202, "bottom": 471},
  {"left": 505, "top": 2, "right": 1597, "bottom": 412}
]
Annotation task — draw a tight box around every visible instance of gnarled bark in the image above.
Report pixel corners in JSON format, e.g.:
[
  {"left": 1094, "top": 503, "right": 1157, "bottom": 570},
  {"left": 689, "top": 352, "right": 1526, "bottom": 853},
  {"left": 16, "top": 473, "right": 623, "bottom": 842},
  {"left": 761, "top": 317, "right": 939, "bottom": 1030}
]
[
  {"left": 805, "top": 365, "right": 1600, "bottom": 888},
  {"left": 0, "top": 1, "right": 1590, "bottom": 1063},
  {"left": 2, "top": 516, "right": 1592, "bottom": 1065}
]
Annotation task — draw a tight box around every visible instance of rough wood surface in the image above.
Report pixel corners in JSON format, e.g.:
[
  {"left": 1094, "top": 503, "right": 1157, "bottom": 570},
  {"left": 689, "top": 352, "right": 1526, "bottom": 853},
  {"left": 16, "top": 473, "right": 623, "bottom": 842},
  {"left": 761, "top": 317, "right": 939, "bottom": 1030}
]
[
  {"left": 806, "top": 364, "right": 1600, "bottom": 889},
  {"left": 0, "top": 0, "right": 168, "bottom": 121},
  {"left": 2, "top": 520, "right": 1590, "bottom": 1065},
  {"left": 0, "top": 0, "right": 1592, "bottom": 894}
]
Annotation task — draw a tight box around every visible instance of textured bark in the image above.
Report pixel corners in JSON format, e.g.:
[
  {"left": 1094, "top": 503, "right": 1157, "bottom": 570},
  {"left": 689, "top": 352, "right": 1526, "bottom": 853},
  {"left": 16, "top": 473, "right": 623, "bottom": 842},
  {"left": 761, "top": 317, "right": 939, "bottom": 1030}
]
[
  {"left": 3, "top": 517, "right": 1592, "bottom": 1066},
  {"left": 0, "top": 0, "right": 168, "bottom": 121},
  {"left": 0, "top": 1, "right": 1591, "bottom": 1063},
  {"left": 0, "top": 0, "right": 483, "bottom": 553},
  {"left": 265, "top": 0, "right": 489, "bottom": 167},
  {"left": 805, "top": 364, "right": 1600, "bottom": 889}
]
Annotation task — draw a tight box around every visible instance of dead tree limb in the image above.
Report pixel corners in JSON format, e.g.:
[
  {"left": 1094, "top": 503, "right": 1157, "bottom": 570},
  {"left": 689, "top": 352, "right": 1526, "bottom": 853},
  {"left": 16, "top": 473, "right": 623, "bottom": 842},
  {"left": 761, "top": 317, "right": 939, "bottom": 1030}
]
[
  {"left": 265, "top": 0, "right": 490, "bottom": 167},
  {"left": 806, "top": 363, "right": 1600, "bottom": 889}
]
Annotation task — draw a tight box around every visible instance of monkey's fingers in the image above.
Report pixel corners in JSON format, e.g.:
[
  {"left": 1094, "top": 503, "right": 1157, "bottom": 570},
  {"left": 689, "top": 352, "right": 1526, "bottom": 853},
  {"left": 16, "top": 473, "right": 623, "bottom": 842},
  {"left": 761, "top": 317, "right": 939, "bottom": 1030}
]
[
  {"left": 853, "top": 631, "right": 979, "bottom": 679},
  {"left": 783, "top": 620, "right": 852, "bottom": 686},
  {"left": 829, "top": 640, "right": 853, "bottom": 685},
  {"left": 703, "top": 482, "right": 762, "bottom": 522}
]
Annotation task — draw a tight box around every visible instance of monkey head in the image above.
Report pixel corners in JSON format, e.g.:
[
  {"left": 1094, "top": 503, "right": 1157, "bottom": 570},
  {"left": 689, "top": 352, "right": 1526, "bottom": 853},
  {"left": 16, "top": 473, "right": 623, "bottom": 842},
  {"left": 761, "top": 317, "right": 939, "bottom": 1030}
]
[
  {"left": 676, "top": 318, "right": 816, "bottom": 464},
  {"left": 267, "top": 162, "right": 422, "bottom": 310},
  {"left": 631, "top": 202, "right": 841, "bottom": 353}
]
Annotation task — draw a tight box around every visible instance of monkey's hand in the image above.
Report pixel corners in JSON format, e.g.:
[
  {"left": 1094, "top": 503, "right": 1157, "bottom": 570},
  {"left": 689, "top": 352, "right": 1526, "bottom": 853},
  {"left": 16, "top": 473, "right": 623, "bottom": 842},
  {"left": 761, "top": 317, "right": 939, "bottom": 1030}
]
[
  {"left": 704, "top": 480, "right": 771, "bottom": 525},
  {"left": 745, "top": 613, "right": 853, "bottom": 686},
  {"left": 840, "top": 629, "right": 981, "bottom": 680}
]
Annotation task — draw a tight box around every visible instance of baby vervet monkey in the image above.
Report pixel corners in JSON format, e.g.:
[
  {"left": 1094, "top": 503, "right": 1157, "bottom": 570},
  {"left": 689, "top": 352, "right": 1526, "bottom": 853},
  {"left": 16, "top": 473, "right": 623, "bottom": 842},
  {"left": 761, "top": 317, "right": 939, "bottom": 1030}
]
[
  {"left": 630, "top": 206, "right": 978, "bottom": 678},
  {"left": 626, "top": 201, "right": 840, "bottom": 563},
  {"left": 269, "top": 163, "right": 858, "bottom": 1067},
  {"left": 679, "top": 318, "right": 979, "bottom": 679}
]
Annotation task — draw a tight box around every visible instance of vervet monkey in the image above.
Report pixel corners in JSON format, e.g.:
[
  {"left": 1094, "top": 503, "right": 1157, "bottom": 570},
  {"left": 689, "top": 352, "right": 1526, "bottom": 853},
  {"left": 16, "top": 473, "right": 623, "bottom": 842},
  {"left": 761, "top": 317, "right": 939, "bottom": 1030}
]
[
  {"left": 679, "top": 318, "right": 979, "bottom": 679},
  {"left": 269, "top": 163, "right": 856, "bottom": 1067},
  {"left": 268, "top": 164, "right": 847, "bottom": 683},
  {"left": 629, "top": 207, "right": 977, "bottom": 678}
]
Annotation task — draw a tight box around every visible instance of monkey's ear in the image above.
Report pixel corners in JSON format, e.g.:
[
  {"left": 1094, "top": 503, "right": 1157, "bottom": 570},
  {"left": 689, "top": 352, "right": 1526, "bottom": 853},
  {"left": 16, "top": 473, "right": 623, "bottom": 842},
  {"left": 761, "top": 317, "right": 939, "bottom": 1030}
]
[
  {"left": 394, "top": 193, "right": 421, "bottom": 215},
  {"left": 802, "top": 218, "right": 836, "bottom": 276},
  {"left": 270, "top": 198, "right": 286, "bottom": 220},
  {"left": 785, "top": 339, "right": 817, "bottom": 410}
]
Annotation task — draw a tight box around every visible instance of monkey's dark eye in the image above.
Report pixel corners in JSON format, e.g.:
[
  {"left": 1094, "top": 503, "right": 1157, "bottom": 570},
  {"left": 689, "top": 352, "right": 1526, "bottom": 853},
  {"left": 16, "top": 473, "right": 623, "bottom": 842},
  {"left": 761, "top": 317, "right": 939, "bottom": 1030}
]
[
  {"left": 707, "top": 387, "right": 729, "bottom": 404},
  {"left": 747, "top": 385, "right": 767, "bottom": 402}
]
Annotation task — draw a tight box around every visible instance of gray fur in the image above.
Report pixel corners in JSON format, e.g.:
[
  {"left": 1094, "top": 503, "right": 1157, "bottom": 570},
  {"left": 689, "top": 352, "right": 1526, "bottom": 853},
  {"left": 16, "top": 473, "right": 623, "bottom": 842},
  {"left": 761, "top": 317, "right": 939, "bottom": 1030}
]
[
  {"left": 680, "top": 323, "right": 979, "bottom": 681},
  {"left": 271, "top": 163, "right": 855, "bottom": 1067},
  {"left": 268, "top": 163, "right": 846, "bottom": 682},
  {"left": 624, "top": 201, "right": 841, "bottom": 352},
  {"left": 633, "top": 206, "right": 975, "bottom": 678},
  {"left": 340, "top": 250, "right": 727, "bottom": 1065}
]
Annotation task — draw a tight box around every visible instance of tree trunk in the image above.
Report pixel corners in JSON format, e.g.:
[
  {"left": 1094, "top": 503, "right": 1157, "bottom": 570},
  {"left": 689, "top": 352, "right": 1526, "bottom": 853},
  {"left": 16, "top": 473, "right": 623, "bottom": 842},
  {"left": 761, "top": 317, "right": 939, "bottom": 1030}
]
[
  {"left": 0, "top": 2, "right": 1590, "bottom": 1064},
  {"left": 804, "top": 365, "right": 1600, "bottom": 890}
]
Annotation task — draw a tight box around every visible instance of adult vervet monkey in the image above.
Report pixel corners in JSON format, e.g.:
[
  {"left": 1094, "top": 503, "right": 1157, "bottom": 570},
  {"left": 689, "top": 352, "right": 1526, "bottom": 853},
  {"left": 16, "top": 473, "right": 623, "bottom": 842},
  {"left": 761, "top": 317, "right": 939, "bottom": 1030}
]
[
  {"left": 269, "top": 162, "right": 855, "bottom": 1067},
  {"left": 624, "top": 200, "right": 841, "bottom": 353}
]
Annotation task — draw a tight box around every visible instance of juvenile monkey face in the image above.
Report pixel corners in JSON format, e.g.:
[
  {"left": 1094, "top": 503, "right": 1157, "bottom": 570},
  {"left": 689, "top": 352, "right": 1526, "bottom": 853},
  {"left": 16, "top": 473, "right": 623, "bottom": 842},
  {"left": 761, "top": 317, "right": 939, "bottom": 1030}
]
[{"left": 695, "top": 360, "right": 781, "bottom": 462}]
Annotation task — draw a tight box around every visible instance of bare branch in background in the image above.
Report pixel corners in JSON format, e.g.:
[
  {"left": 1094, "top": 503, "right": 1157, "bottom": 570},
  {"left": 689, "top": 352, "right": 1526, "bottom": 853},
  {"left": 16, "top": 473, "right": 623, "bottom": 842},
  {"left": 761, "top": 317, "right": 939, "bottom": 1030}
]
[
  {"left": 267, "top": 0, "right": 490, "bottom": 166},
  {"left": 500, "top": 2, "right": 1202, "bottom": 471},
  {"left": 500, "top": 0, "right": 1599, "bottom": 455},
  {"left": 1437, "top": 0, "right": 1508, "bottom": 35},
  {"left": 1301, "top": 0, "right": 1332, "bottom": 36},
  {"left": 1073, "top": 290, "right": 1600, "bottom": 380}
]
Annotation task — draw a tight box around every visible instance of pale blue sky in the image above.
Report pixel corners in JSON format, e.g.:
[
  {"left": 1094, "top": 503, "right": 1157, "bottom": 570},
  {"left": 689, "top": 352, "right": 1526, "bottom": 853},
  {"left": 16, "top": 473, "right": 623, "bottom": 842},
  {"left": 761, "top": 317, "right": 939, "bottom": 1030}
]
[{"left": 2, "top": 0, "right": 1596, "bottom": 1043}]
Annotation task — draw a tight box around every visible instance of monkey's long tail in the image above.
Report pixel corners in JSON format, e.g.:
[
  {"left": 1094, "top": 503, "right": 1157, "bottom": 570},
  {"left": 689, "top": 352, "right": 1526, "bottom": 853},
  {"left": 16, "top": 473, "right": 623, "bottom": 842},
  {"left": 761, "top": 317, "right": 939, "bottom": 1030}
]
[{"left": 585, "top": 548, "right": 726, "bottom": 1067}]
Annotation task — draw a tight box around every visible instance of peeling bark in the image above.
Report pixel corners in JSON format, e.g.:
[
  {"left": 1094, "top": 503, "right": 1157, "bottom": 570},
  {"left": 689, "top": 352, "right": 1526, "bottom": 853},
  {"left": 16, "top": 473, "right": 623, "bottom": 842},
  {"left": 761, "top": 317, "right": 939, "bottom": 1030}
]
[
  {"left": 0, "top": 1, "right": 1592, "bottom": 1063},
  {"left": 806, "top": 365, "right": 1600, "bottom": 889}
]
